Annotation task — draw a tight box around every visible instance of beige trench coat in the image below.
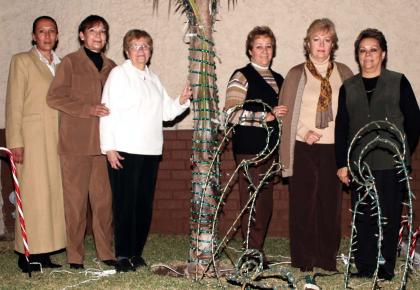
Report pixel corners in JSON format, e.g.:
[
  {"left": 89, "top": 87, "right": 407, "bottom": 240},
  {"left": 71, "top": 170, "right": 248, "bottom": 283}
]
[{"left": 5, "top": 48, "right": 66, "bottom": 254}]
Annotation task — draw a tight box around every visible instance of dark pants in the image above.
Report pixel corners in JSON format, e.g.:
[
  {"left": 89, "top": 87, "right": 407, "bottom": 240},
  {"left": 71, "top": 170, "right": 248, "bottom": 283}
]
[
  {"left": 235, "top": 154, "right": 275, "bottom": 253},
  {"left": 289, "top": 141, "right": 342, "bottom": 270},
  {"left": 107, "top": 152, "right": 160, "bottom": 259},
  {"left": 352, "top": 169, "right": 404, "bottom": 276}
]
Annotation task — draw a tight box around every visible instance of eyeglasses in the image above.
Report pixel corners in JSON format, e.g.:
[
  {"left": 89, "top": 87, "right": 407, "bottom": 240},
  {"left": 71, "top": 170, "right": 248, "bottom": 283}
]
[
  {"left": 359, "top": 47, "right": 380, "bottom": 55},
  {"left": 129, "top": 44, "right": 151, "bottom": 51}
]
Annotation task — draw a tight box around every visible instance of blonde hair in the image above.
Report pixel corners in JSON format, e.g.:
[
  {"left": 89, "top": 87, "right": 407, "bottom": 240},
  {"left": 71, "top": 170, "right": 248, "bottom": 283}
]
[{"left": 303, "top": 18, "right": 338, "bottom": 60}]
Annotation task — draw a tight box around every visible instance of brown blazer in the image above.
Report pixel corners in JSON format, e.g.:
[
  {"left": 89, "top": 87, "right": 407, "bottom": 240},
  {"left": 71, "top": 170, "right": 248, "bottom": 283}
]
[
  {"left": 6, "top": 48, "right": 66, "bottom": 253},
  {"left": 279, "top": 62, "right": 353, "bottom": 177},
  {"left": 47, "top": 48, "right": 116, "bottom": 155}
]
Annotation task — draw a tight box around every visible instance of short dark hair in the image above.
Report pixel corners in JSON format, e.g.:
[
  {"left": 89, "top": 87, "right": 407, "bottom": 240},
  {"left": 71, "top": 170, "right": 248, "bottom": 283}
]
[
  {"left": 245, "top": 26, "right": 276, "bottom": 60},
  {"left": 354, "top": 28, "right": 388, "bottom": 68},
  {"left": 303, "top": 18, "right": 338, "bottom": 60},
  {"left": 31, "top": 16, "right": 58, "bottom": 46},
  {"left": 123, "top": 29, "right": 153, "bottom": 59},
  {"left": 78, "top": 15, "right": 110, "bottom": 51}
]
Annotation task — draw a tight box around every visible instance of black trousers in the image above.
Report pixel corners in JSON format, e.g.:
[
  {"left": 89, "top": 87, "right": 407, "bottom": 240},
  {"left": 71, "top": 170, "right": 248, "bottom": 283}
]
[
  {"left": 351, "top": 169, "right": 404, "bottom": 276},
  {"left": 289, "top": 141, "right": 342, "bottom": 270},
  {"left": 235, "top": 153, "right": 275, "bottom": 253},
  {"left": 107, "top": 152, "right": 160, "bottom": 258}
]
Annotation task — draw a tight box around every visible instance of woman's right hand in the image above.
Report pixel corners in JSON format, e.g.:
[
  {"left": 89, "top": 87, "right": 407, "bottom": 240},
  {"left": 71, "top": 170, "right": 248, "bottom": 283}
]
[
  {"left": 337, "top": 167, "right": 350, "bottom": 186},
  {"left": 11, "top": 147, "right": 24, "bottom": 164},
  {"left": 106, "top": 150, "right": 124, "bottom": 169},
  {"left": 304, "top": 130, "right": 322, "bottom": 145}
]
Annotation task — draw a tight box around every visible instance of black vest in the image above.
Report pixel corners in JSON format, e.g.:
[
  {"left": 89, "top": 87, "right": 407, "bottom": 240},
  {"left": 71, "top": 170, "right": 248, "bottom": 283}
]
[
  {"left": 344, "top": 69, "right": 409, "bottom": 170},
  {"left": 231, "top": 64, "right": 284, "bottom": 154}
]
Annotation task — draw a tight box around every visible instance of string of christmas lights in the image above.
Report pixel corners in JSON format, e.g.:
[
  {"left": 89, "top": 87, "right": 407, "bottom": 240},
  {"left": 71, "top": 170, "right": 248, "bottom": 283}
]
[{"left": 343, "top": 120, "right": 415, "bottom": 290}]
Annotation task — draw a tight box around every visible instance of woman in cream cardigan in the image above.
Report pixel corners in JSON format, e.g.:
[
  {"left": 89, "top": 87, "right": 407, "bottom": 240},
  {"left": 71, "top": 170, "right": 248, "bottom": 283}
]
[{"left": 279, "top": 18, "right": 352, "bottom": 272}]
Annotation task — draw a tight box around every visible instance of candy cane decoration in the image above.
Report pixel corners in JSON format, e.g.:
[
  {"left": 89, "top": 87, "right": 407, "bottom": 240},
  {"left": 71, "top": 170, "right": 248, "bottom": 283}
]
[
  {"left": 410, "top": 227, "right": 419, "bottom": 261},
  {"left": 398, "top": 218, "right": 408, "bottom": 253},
  {"left": 0, "top": 147, "right": 31, "bottom": 276}
]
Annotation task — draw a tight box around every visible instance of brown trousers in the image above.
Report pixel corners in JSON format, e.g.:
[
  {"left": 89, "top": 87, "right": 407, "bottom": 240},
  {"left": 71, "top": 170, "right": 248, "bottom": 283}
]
[
  {"left": 289, "top": 141, "right": 342, "bottom": 270},
  {"left": 60, "top": 155, "right": 114, "bottom": 264},
  {"left": 235, "top": 154, "right": 275, "bottom": 252}
]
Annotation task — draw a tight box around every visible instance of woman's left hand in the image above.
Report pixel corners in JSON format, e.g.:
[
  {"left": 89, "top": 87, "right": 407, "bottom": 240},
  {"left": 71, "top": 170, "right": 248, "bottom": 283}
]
[
  {"left": 273, "top": 105, "right": 288, "bottom": 117},
  {"left": 106, "top": 150, "right": 125, "bottom": 169},
  {"left": 179, "top": 81, "right": 192, "bottom": 105}
]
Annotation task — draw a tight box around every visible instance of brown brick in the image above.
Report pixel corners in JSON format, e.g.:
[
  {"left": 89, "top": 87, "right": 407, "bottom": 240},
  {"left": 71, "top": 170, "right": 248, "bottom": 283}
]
[
  {"left": 163, "top": 130, "right": 177, "bottom": 140},
  {"left": 159, "top": 160, "right": 186, "bottom": 170},
  {"left": 155, "top": 199, "right": 185, "bottom": 209},
  {"left": 157, "top": 169, "right": 171, "bottom": 180},
  {"left": 176, "top": 130, "right": 193, "bottom": 140},
  {"left": 157, "top": 180, "right": 188, "bottom": 190},
  {"left": 171, "top": 170, "right": 191, "bottom": 180},
  {"left": 171, "top": 210, "right": 190, "bottom": 219},
  {"left": 173, "top": 190, "right": 191, "bottom": 200},
  {"left": 165, "top": 140, "right": 187, "bottom": 150},
  {"left": 154, "top": 190, "right": 173, "bottom": 200},
  {"left": 171, "top": 150, "right": 190, "bottom": 160}
]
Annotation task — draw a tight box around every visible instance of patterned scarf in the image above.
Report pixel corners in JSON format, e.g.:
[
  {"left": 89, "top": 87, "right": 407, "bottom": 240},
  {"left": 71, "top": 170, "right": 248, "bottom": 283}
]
[{"left": 306, "top": 59, "right": 334, "bottom": 129}]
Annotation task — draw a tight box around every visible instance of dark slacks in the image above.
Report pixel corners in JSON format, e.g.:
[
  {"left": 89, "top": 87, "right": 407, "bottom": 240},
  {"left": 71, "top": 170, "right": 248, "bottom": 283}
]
[
  {"left": 289, "top": 141, "right": 342, "bottom": 270},
  {"left": 60, "top": 155, "right": 114, "bottom": 264},
  {"left": 235, "top": 154, "right": 275, "bottom": 252},
  {"left": 352, "top": 169, "right": 404, "bottom": 276},
  {"left": 107, "top": 152, "right": 160, "bottom": 259}
]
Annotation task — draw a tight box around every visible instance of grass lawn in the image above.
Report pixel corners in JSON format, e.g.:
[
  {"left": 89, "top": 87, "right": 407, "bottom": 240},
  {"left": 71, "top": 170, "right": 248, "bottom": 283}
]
[{"left": 0, "top": 235, "right": 419, "bottom": 289}]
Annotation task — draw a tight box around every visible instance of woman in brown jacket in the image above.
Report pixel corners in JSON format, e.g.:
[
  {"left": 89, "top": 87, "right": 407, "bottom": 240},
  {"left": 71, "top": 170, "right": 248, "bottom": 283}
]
[
  {"left": 47, "top": 15, "right": 116, "bottom": 269},
  {"left": 279, "top": 18, "right": 352, "bottom": 272}
]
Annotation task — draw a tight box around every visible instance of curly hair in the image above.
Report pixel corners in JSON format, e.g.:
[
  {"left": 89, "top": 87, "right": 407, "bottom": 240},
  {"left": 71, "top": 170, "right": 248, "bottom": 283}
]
[{"left": 245, "top": 26, "right": 276, "bottom": 60}]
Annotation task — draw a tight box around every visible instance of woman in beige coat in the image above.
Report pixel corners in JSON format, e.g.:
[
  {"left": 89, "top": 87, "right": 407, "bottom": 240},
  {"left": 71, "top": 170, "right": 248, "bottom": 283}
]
[{"left": 5, "top": 16, "right": 66, "bottom": 273}]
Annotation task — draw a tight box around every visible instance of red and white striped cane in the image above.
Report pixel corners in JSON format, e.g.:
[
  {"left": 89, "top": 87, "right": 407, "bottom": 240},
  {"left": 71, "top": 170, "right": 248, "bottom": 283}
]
[
  {"left": 0, "top": 147, "right": 31, "bottom": 277},
  {"left": 410, "top": 227, "right": 419, "bottom": 261},
  {"left": 398, "top": 219, "right": 407, "bottom": 250}
]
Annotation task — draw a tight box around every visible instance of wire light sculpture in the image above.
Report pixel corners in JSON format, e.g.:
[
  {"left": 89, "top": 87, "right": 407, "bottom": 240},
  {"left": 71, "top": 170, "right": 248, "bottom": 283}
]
[
  {"left": 190, "top": 99, "right": 297, "bottom": 288},
  {"left": 343, "top": 120, "right": 415, "bottom": 290}
]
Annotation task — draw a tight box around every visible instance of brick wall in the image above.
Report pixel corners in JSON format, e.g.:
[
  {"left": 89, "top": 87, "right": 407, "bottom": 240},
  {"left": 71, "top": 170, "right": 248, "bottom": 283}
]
[
  {"left": 150, "top": 130, "right": 420, "bottom": 237},
  {"left": 1, "top": 129, "right": 419, "bottom": 238}
]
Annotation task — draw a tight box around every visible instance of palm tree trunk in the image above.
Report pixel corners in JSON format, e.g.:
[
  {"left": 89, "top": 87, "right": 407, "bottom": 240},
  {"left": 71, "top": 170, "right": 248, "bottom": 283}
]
[{"left": 186, "top": 0, "right": 221, "bottom": 276}]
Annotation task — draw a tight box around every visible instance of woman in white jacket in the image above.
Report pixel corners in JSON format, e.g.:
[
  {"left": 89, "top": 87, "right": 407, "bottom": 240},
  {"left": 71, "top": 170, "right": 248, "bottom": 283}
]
[{"left": 100, "top": 29, "right": 191, "bottom": 272}]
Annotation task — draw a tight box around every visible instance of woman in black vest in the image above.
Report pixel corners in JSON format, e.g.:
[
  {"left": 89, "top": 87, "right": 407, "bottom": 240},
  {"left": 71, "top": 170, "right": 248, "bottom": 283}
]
[
  {"left": 335, "top": 28, "right": 420, "bottom": 280},
  {"left": 224, "top": 26, "right": 285, "bottom": 267}
]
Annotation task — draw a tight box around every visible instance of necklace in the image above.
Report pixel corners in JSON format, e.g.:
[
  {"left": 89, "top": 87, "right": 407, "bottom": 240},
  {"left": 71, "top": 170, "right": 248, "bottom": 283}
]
[{"left": 365, "top": 88, "right": 375, "bottom": 93}]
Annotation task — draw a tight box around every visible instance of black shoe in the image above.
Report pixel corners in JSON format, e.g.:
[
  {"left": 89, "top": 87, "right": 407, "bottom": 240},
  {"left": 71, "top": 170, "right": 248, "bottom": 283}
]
[
  {"left": 131, "top": 256, "right": 147, "bottom": 268},
  {"left": 43, "top": 261, "right": 62, "bottom": 268},
  {"left": 17, "top": 255, "right": 41, "bottom": 273},
  {"left": 378, "top": 268, "right": 394, "bottom": 281},
  {"left": 38, "top": 254, "right": 62, "bottom": 268},
  {"left": 116, "top": 259, "right": 135, "bottom": 272},
  {"left": 69, "top": 263, "right": 84, "bottom": 269},
  {"left": 102, "top": 259, "right": 117, "bottom": 267}
]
